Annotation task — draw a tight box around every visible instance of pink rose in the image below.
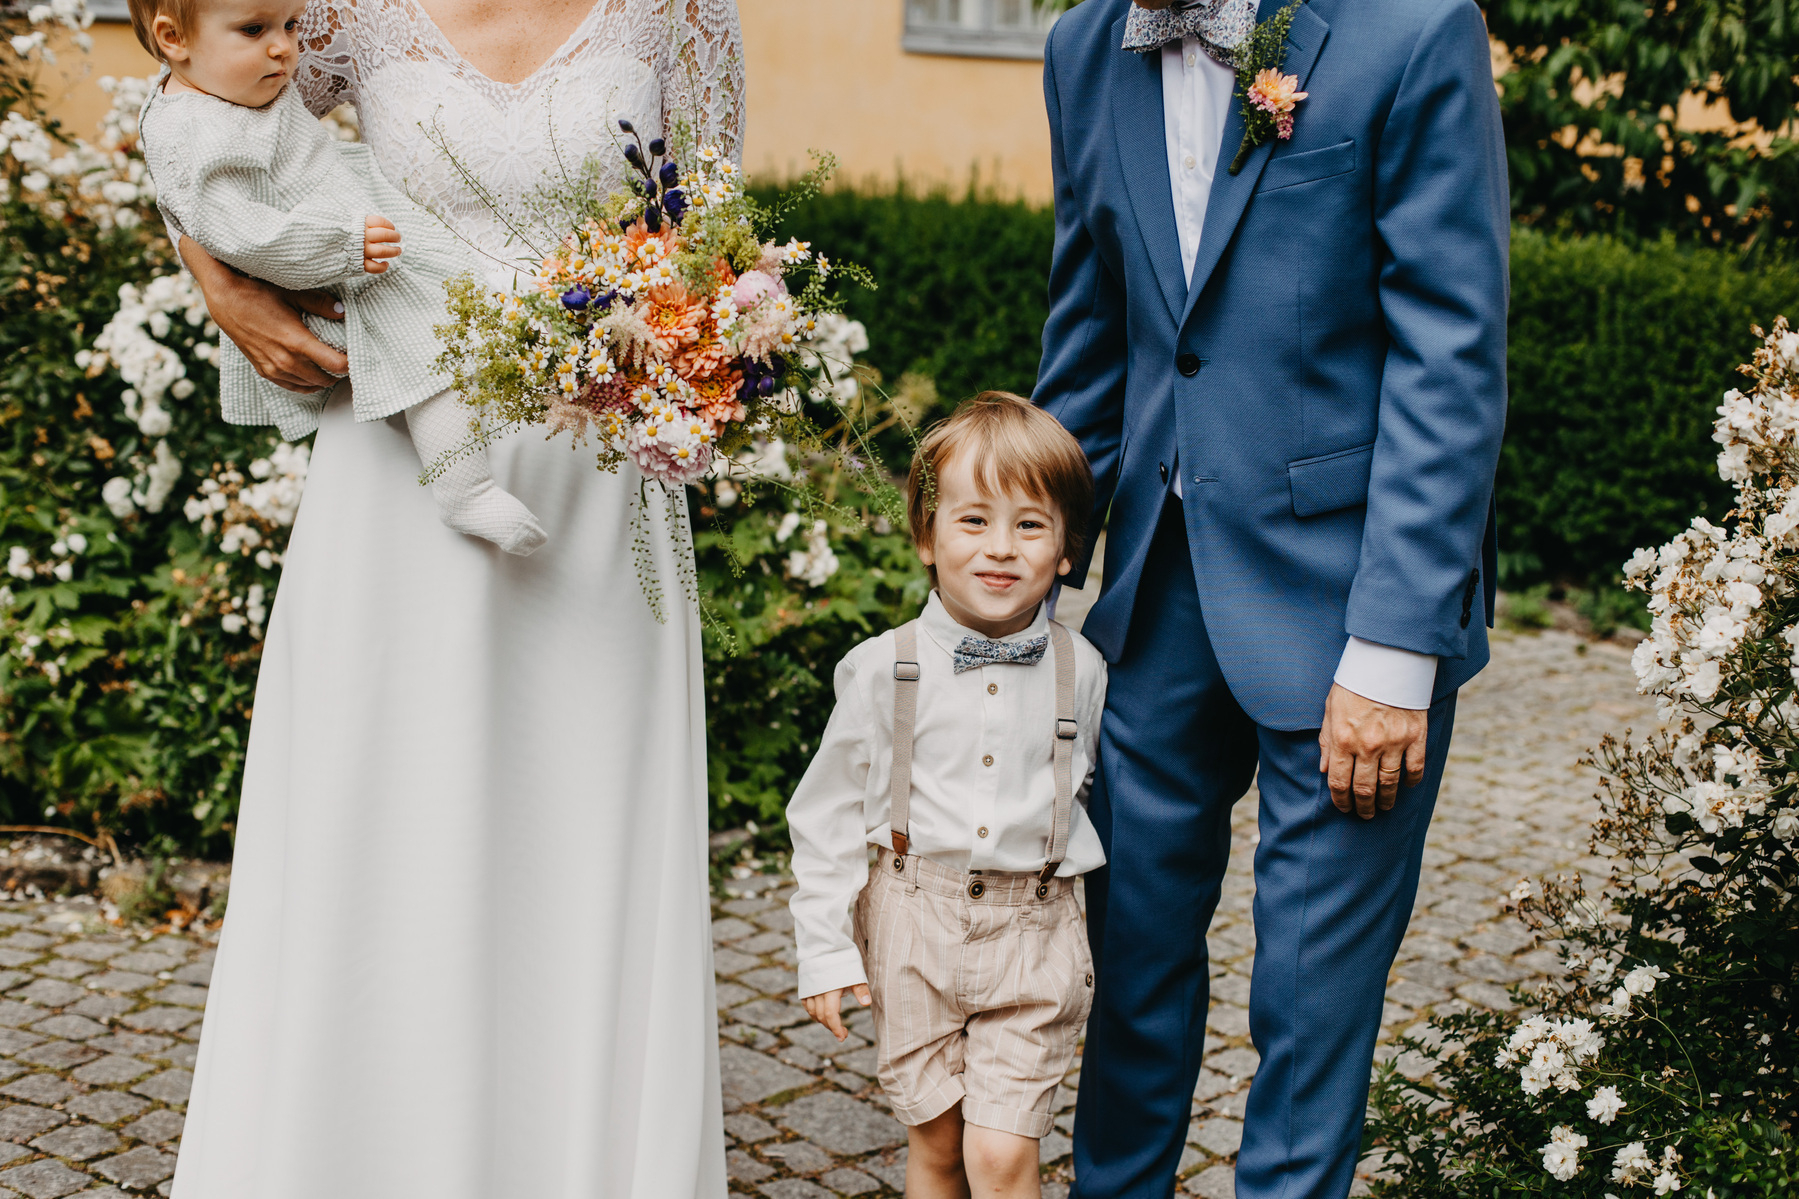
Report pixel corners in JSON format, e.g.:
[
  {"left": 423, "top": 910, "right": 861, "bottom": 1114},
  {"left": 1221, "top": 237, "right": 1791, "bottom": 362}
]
[{"left": 733, "top": 269, "right": 784, "bottom": 311}]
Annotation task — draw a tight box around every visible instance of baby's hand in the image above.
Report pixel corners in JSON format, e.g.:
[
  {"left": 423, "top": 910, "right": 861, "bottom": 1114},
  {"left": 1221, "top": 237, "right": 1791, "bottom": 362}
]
[
  {"left": 801, "top": 984, "right": 871, "bottom": 1042},
  {"left": 364, "top": 215, "right": 401, "bottom": 274}
]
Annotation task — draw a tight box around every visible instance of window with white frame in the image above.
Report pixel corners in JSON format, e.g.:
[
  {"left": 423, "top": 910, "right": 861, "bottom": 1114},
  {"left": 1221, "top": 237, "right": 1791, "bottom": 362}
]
[{"left": 903, "top": 0, "right": 1055, "bottom": 61}]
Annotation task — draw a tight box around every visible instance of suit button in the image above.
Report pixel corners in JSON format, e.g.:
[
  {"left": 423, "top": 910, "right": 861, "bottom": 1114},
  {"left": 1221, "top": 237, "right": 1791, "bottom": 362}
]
[
  {"left": 1159, "top": 462, "right": 1168, "bottom": 484},
  {"left": 1176, "top": 353, "right": 1202, "bottom": 377},
  {"left": 968, "top": 880, "right": 987, "bottom": 899}
]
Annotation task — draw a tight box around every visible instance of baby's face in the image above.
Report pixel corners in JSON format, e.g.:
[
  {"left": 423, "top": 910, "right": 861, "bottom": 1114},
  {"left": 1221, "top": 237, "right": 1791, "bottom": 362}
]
[
  {"left": 920, "top": 449, "right": 1071, "bottom": 641},
  {"left": 158, "top": 0, "right": 308, "bottom": 107}
]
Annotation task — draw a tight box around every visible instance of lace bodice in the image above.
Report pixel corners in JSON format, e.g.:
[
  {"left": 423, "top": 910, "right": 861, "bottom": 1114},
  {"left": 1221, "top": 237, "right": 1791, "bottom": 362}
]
[{"left": 294, "top": 0, "right": 745, "bottom": 281}]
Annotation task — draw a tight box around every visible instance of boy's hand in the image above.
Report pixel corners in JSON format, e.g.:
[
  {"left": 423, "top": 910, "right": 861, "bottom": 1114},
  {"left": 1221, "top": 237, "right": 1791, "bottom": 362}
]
[
  {"left": 802, "top": 984, "right": 871, "bottom": 1041},
  {"left": 364, "top": 215, "right": 401, "bottom": 273}
]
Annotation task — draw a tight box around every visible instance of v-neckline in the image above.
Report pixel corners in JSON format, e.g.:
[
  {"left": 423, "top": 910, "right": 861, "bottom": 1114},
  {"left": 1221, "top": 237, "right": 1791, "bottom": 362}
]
[{"left": 405, "top": 0, "right": 609, "bottom": 89}]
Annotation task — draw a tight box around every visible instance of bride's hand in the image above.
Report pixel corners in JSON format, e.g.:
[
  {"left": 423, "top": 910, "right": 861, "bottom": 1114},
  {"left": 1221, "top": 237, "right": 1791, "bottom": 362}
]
[{"left": 179, "top": 236, "right": 350, "bottom": 393}]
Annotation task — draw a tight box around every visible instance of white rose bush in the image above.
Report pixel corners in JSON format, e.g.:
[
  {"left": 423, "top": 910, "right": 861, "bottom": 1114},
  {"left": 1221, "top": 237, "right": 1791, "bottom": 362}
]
[{"left": 1365, "top": 325, "right": 1799, "bottom": 1196}]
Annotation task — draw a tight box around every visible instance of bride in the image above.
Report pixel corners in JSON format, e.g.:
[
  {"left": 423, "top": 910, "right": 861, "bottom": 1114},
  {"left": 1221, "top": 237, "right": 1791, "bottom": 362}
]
[{"left": 167, "top": 1, "right": 741, "bottom": 1195}]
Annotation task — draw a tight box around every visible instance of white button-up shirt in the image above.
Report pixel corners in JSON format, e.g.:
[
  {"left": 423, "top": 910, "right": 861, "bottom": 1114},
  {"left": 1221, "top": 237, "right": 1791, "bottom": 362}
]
[
  {"left": 787, "top": 593, "right": 1108, "bottom": 998},
  {"left": 1159, "top": 37, "right": 1439, "bottom": 710}
]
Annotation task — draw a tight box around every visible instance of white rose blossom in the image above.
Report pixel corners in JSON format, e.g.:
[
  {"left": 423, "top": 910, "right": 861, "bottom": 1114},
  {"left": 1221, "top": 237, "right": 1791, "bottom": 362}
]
[{"left": 1541, "top": 1125, "right": 1587, "bottom": 1182}]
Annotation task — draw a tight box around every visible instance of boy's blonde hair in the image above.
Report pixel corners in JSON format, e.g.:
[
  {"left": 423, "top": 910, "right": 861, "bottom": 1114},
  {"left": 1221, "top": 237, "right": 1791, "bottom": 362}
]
[
  {"left": 906, "top": 392, "right": 1094, "bottom": 582},
  {"left": 128, "top": 0, "right": 202, "bottom": 61}
]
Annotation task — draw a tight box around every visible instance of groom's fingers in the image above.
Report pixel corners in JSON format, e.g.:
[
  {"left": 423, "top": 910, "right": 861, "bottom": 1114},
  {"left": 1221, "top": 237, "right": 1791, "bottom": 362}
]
[
  {"left": 1325, "top": 738, "right": 1354, "bottom": 813},
  {"left": 1376, "top": 747, "right": 1404, "bottom": 812}
]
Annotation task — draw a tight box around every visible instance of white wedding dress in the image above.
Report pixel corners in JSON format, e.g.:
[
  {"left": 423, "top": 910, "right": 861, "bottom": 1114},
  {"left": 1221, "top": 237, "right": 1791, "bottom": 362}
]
[{"left": 169, "top": 3, "right": 742, "bottom": 1196}]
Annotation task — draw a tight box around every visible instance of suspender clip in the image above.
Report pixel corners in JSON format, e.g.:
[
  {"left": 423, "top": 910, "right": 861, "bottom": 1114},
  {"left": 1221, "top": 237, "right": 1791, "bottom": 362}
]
[
  {"left": 1055, "top": 718, "right": 1079, "bottom": 741},
  {"left": 893, "top": 661, "right": 920, "bottom": 682}
]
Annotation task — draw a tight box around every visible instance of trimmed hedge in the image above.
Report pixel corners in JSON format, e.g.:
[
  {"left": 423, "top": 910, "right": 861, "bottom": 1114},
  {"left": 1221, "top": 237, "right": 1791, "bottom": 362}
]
[
  {"left": 1503, "top": 233, "right": 1799, "bottom": 582},
  {"left": 766, "top": 189, "right": 1799, "bottom": 585}
]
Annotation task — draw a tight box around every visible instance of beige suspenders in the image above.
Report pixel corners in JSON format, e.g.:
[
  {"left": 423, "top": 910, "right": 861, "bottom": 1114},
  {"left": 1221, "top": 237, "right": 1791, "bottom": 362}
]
[{"left": 888, "top": 620, "right": 1079, "bottom": 892}]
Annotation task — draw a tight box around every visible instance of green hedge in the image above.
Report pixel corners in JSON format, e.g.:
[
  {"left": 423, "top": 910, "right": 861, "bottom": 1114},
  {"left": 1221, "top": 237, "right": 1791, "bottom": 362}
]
[
  {"left": 766, "top": 189, "right": 1799, "bottom": 585},
  {"left": 1502, "top": 233, "right": 1799, "bottom": 582}
]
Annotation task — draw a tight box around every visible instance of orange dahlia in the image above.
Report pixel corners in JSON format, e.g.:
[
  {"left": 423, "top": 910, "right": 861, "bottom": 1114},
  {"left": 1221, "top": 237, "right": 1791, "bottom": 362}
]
[
  {"left": 642, "top": 283, "right": 705, "bottom": 357},
  {"left": 689, "top": 368, "right": 747, "bottom": 427},
  {"left": 676, "top": 330, "right": 734, "bottom": 379},
  {"left": 624, "top": 219, "right": 679, "bottom": 266}
]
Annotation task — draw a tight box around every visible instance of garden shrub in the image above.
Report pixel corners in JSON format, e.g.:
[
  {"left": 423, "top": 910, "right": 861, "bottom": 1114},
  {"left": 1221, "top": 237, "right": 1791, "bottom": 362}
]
[{"left": 1363, "top": 325, "right": 1799, "bottom": 1195}]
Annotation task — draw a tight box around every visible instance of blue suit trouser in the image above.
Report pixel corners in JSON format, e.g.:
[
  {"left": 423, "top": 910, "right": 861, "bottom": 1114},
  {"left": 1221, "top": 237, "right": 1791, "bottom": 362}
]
[{"left": 1071, "top": 504, "right": 1457, "bottom": 1199}]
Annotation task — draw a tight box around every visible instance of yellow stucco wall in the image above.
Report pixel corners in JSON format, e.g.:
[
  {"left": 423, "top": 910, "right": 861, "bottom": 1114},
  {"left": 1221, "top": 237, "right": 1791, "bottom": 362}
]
[
  {"left": 34, "top": 23, "right": 157, "bottom": 139},
  {"left": 737, "top": 0, "right": 1051, "bottom": 200},
  {"left": 46, "top": 4, "right": 1056, "bottom": 201}
]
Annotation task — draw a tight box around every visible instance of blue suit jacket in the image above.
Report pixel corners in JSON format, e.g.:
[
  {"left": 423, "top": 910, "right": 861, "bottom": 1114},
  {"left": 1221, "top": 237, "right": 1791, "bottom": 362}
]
[{"left": 1034, "top": 0, "right": 1509, "bottom": 730}]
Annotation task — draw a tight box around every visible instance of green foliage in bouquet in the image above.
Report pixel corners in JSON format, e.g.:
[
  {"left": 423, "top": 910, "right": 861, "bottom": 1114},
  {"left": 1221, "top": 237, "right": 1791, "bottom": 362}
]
[{"left": 1363, "top": 323, "right": 1799, "bottom": 1197}]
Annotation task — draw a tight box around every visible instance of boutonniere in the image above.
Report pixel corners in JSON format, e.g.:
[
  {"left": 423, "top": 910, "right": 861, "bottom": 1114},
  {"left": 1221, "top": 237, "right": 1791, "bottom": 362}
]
[{"left": 1228, "top": 0, "right": 1308, "bottom": 175}]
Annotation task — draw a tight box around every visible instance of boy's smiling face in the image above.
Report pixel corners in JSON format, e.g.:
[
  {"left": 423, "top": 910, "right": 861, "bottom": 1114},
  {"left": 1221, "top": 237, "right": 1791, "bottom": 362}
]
[
  {"left": 156, "top": 0, "right": 308, "bottom": 107},
  {"left": 920, "top": 448, "right": 1071, "bottom": 640}
]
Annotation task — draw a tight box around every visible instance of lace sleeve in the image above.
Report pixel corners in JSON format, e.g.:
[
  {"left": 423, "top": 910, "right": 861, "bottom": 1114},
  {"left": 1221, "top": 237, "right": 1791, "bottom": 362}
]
[
  {"left": 662, "top": 0, "right": 746, "bottom": 165},
  {"left": 295, "top": 0, "right": 358, "bottom": 118}
]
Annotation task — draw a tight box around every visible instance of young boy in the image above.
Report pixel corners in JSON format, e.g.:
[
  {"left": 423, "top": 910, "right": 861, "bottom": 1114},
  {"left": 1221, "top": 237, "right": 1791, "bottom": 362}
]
[
  {"left": 130, "top": 0, "right": 546, "bottom": 554},
  {"left": 788, "top": 393, "right": 1106, "bottom": 1199}
]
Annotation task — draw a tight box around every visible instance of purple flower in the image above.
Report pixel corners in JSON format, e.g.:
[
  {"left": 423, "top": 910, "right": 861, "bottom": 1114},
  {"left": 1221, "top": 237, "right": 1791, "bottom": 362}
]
[
  {"left": 617, "top": 119, "right": 636, "bottom": 134},
  {"left": 624, "top": 142, "right": 644, "bottom": 168},
  {"left": 561, "top": 286, "right": 591, "bottom": 310},
  {"left": 663, "top": 187, "right": 689, "bottom": 223},
  {"left": 648, "top": 137, "right": 666, "bottom": 156},
  {"left": 659, "top": 161, "right": 680, "bottom": 188},
  {"left": 644, "top": 203, "right": 662, "bottom": 233}
]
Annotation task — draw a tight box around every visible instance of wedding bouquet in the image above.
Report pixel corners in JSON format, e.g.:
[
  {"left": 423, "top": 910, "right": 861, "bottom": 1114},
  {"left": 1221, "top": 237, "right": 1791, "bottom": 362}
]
[{"left": 437, "top": 122, "right": 862, "bottom": 490}]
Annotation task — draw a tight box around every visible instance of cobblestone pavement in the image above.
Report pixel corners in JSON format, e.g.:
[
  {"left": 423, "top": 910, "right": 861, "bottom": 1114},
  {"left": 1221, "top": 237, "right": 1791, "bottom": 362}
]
[{"left": 0, "top": 629, "right": 1651, "bottom": 1198}]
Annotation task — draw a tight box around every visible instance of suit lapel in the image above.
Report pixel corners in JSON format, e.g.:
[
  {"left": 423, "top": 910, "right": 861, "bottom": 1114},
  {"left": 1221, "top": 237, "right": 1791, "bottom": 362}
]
[
  {"left": 1178, "top": 0, "right": 1330, "bottom": 326},
  {"left": 1110, "top": 14, "right": 1187, "bottom": 327}
]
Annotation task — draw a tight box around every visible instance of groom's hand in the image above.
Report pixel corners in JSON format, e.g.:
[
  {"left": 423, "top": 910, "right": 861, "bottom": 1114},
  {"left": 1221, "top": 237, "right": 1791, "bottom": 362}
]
[{"left": 1318, "top": 684, "right": 1428, "bottom": 820}]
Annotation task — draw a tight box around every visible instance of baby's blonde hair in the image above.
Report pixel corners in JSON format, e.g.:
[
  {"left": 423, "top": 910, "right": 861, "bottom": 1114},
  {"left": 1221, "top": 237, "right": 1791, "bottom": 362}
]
[{"left": 127, "top": 0, "right": 204, "bottom": 61}]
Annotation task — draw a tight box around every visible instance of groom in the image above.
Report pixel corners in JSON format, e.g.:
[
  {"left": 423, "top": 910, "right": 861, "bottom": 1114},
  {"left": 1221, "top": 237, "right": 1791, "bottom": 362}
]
[{"left": 1033, "top": 0, "right": 1507, "bottom": 1195}]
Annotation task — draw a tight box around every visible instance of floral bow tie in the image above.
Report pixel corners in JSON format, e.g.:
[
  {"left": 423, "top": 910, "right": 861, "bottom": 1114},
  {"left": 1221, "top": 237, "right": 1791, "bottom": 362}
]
[
  {"left": 1120, "top": 0, "right": 1258, "bottom": 63},
  {"left": 953, "top": 633, "right": 1050, "bottom": 674}
]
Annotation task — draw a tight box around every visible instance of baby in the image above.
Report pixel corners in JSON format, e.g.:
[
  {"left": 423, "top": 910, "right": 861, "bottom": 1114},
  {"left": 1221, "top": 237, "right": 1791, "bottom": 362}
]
[
  {"left": 132, "top": 0, "right": 546, "bottom": 555},
  {"left": 787, "top": 393, "right": 1107, "bottom": 1198}
]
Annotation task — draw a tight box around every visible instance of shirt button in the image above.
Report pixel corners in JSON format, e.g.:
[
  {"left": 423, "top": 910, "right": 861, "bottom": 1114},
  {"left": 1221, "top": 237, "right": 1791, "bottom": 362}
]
[
  {"left": 1183, "top": 154, "right": 1197, "bottom": 171},
  {"left": 987, "top": 682, "right": 998, "bottom": 695},
  {"left": 982, "top": 754, "right": 994, "bottom": 767},
  {"left": 1186, "top": 52, "right": 1196, "bottom": 67},
  {"left": 978, "top": 826, "right": 989, "bottom": 838}
]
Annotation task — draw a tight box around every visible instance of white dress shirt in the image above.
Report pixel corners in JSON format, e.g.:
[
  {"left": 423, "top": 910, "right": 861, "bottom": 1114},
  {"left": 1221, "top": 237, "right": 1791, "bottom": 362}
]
[
  {"left": 1159, "top": 38, "right": 1438, "bottom": 710},
  {"left": 787, "top": 593, "right": 1109, "bottom": 998}
]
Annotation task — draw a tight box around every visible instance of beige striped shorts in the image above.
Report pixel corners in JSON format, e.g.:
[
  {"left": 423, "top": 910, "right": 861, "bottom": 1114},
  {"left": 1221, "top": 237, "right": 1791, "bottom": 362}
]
[{"left": 852, "top": 848, "right": 1095, "bottom": 1138}]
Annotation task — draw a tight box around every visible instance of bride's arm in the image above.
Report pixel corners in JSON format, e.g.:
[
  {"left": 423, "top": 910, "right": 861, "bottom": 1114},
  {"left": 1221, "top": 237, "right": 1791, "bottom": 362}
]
[
  {"left": 663, "top": 0, "right": 745, "bottom": 162},
  {"left": 179, "top": 240, "right": 351, "bottom": 392}
]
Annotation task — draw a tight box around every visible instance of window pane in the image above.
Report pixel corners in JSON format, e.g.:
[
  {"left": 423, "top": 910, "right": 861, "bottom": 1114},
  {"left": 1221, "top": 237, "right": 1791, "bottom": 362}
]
[{"left": 992, "top": 0, "right": 1032, "bottom": 29}]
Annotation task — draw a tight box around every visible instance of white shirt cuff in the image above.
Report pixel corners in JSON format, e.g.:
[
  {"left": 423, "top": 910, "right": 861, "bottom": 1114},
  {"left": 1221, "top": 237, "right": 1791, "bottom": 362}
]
[
  {"left": 796, "top": 949, "right": 869, "bottom": 1002},
  {"left": 1333, "top": 636, "right": 1438, "bottom": 710}
]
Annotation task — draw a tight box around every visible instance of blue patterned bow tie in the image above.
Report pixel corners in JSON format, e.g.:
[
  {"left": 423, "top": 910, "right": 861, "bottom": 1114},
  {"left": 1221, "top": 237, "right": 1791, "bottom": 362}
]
[
  {"left": 1120, "top": 0, "right": 1257, "bottom": 62},
  {"left": 953, "top": 634, "right": 1050, "bottom": 674}
]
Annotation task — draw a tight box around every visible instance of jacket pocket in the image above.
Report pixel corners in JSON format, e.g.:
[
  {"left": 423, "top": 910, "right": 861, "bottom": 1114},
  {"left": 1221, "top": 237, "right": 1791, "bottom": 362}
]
[
  {"left": 1258, "top": 139, "right": 1357, "bottom": 193},
  {"left": 1288, "top": 441, "right": 1374, "bottom": 518}
]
